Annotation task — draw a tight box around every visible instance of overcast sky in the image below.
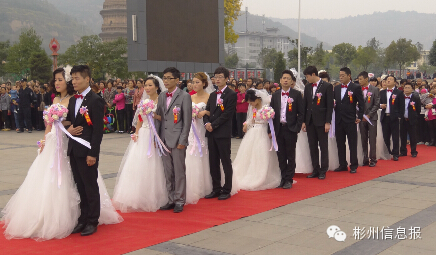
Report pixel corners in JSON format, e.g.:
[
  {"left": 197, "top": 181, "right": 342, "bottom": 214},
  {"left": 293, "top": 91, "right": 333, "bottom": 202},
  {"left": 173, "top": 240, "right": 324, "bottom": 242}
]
[{"left": 241, "top": 0, "right": 436, "bottom": 19}]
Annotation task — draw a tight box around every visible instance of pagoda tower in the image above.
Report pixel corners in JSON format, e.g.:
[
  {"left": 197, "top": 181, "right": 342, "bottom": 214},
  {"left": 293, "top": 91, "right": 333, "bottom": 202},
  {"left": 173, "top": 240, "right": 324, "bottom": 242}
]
[{"left": 99, "top": 0, "right": 127, "bottom": 42}]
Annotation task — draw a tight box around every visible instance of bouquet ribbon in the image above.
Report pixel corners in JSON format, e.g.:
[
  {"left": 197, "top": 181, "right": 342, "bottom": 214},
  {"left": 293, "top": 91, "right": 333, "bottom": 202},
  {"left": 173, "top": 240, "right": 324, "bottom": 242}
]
[
  {"left": 146, "top": 113, "right": 170, "bottom": 156},
  {"left": 268, "top": 119, "right": 278, "bottom": 151},
  {"left": 190, "top": 119, "right": 204, "bottom": 157},
  {"left": 53, "top": 119, "right": 91, "bottom": 188}
]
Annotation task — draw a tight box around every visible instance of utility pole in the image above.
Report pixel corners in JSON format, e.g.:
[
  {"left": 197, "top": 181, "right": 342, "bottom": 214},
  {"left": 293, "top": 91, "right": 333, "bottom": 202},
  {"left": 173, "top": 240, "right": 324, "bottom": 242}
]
[
  {"left": 297, "top": 0, "right": 301, "bottom": 78},
  {"left": 245, "top": 7, "right": 248, "bottom": 79}
]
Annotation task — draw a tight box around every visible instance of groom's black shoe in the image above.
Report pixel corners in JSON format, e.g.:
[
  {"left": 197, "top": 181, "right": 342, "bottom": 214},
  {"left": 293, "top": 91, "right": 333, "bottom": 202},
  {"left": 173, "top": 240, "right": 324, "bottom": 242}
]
[
  {"left": 72, "top": 223, "right": 86, "bottom": 234},
  {"left": 307, "top": 173, "right": 319, "bottom": 178},
  {"left": 160, "top": 203, "right": 175, "bottom": 210},
  {"left": 276, "top": 180, "right": 285, "bottom": 188},
  {"left": 282, "top": 181, "right": 292, "bottom": 189},
  {"left": 218, "top": 193, "right": 231, "bottom": 200},
  {"left": 350, "top": 168, "right": 357, "bottom": 174},
  {"left": 173, "top": 204, "right": 184, "bottom": 213},
  {"left": 318, "top": 173, "right": 326, "bottom": 180},
  {"left": 205, "top": 191, "right": 221, "bottom": 199},
  {"left": 81, "top": 224, "right": 97, "bottom": 236},
  {"left": 334, "top": 166, "right": 348, "bottom": 172}
]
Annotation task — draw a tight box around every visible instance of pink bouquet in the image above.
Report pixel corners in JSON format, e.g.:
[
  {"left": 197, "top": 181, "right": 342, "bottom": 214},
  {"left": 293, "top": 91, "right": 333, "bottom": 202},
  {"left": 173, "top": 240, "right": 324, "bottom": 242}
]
[
  {"left": 192, "top": 103, "right": 201, "bottom": 119},
  {"left": 259, "top": 106, "right": 275, "bottom": 120},
  {"left": 43, "top": 104, "right": 68, "bottom": 126},
  {"left": 138, "top": 99, "right": 156, "bottom": 116}
]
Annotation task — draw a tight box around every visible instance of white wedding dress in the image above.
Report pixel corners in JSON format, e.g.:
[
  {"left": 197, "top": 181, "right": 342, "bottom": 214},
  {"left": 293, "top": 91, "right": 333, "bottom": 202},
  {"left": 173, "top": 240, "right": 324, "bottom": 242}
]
[
  {"left": 1, "top": 125, "right": 122, "bottom": 241},
  {"left": 233, "top": 105, "right": 281, "bottom": 191},
  {"left": 112, "top": 110, "right": 168, "bottom": 212},
  {"left": 185, "top": 103, "right": 213, "bottom": 204}
]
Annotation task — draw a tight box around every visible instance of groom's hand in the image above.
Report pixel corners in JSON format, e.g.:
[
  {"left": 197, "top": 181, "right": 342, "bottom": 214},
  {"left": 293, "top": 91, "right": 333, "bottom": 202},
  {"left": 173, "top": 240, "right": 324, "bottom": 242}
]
[
  {"left": 325, "top": 123, "right": 330, "bottom": 133},
  {"left": 177, "top": 144, "right": 186, "bottom": 150},
  {"left": 67, "top": 125, "right": 83, "bottom": 136},
  {"left": 86, "top": 156, "right": 96, "bottom": 166},
  {"left": 205, "top": 123, "right": 213, "bottom": 132},
  {"left": 301, "top": 123, "right": 307, "bottom": 132}
]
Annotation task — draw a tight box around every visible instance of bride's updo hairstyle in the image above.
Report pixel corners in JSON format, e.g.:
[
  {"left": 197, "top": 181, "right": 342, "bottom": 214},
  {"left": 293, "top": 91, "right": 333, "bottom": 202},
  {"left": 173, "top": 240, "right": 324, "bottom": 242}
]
[
  {"left": 49, "top": 67, "right": 75, "bottom": 96},
  {"left": 145, "top": 76, "right": 161, "bottom": 95},
  {"left": 193, "top": 72, "right": 209, "bottom": 89},
  {"left": 245, "top": 89, "right": 261, "bottom": 103}
]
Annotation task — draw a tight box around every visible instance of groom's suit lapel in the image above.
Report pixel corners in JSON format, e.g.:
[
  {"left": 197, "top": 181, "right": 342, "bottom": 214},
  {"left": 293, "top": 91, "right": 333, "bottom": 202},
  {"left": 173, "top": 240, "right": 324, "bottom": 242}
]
[
  {"left": 312, "top": 80, "right": 323, "bottom": 102},
  {"left": 70, "top": 97, "right": 77, "bottom": 124},
  {"left": 165, "top": 88, "right": 181, "bottom": 115},
  {"left": 275, "top": 89, "right": 282, "bottom": 124},
  {"left": 213, "top": 87, "right": 230, "bottom": 113},
  {"left": 74, "top": 92, "right": 92, "bottom": 125}
]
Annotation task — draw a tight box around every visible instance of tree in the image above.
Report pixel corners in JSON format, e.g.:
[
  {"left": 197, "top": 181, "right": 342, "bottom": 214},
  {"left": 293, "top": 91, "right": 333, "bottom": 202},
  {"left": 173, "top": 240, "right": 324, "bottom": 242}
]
[
  {"left": 224, "top": 0, "right": 242, "bottom": 44},
  {"left": 287, "top": 39, "right": 313, "bottom": 70},
  {"left": 29, "top": 50, "right": 52, "bottom": 82},
  {"left": 367, "top": 37, "right": 381, "bottom": 51},
  {"left": 332, "top": 43, "right": 356, "bottom": 67},
  {"left": 5, "top": 28, "right": 44, "bottom": 76},
  {"left": 0, "top": 40, "right": 10, "bottom": 77},
  {"left": 311, "top": 42, "right": 326, "bottom": 69},
  {"left": 225, "top": 53, "right": 239, "bottom": 68},
  {"left": 257, "top": 48, "right": 280, "bottom": 69},
  {"left": 415, "top": 42, "right": 423, "bottom": 52},
  {"left": 353, "top": 46, "right": 377, "bottom": 71},
  {"left": 429, "top": 40, "right": 436, "bottom": 66},
  {"left": 385, "top": 38, "right": 420, "bottom": 78},
  {"left": 59, "top": 36, "right": 131, "bottom": 79},
  {"left": 273, "top": 52, "right": 286, "bottom": 83}
]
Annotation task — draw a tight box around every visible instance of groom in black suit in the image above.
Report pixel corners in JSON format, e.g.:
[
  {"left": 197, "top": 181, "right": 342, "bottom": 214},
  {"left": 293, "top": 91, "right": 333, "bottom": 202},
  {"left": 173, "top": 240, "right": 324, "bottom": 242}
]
[
  {"left": 380, "top": 75, "right": 405, "bottom": 161},
  {"left": 204, "top": 67, "right": 237, "bottom": 200},
  {"left": 269, "top": 70, "right": 304, "bottom": 189},
  {"left": 66, "top": 65, "right": 105, "bottom": 236},
  {"left": 334, "top": 67, "right": 364, "bottom": 173},
  {"left": 302, "top": 66, "right": 334, "bottom": 180}
]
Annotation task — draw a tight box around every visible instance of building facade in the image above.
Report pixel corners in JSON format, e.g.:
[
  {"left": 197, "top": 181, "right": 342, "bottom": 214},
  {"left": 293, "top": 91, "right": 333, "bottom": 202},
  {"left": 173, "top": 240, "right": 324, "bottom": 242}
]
[
  {"left": 99, "top": 0, "right": 127, "bottom": 42},
  {"left": 226, "top": 28, "right": 291, "bottom": 68}
]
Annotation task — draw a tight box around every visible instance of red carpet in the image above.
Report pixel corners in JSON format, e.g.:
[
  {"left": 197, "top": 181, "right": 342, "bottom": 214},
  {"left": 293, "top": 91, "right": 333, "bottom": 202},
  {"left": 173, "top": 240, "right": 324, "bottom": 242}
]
[{"left": 1, "top": 145, "right": 435, "bottom": 255}]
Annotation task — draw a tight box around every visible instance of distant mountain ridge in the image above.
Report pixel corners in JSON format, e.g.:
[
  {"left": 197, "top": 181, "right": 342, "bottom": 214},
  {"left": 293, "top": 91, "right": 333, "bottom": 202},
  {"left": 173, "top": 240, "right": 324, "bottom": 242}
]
[
  {"left": 233, "top": 12, "right": 332, "bottom": 49},
  {"left": 47, "top": 0, "right": 105, "bottom": 35},
  {"left": 272, "top": 11, "right": 436, "bottom": 50},
  {"left": 0, "top": 0, "right": 94, "bottom": 53}
]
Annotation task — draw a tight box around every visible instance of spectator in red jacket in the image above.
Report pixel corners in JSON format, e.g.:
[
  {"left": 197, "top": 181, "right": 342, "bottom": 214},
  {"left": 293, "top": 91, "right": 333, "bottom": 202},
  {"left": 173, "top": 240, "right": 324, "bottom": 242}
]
[{"left": 236, "top": 83, "right": 249, "bottom": 139}]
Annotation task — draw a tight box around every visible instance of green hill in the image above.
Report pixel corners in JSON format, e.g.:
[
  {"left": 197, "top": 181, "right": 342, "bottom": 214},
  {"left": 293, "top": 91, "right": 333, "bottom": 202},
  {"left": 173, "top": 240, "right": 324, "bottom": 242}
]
[
  {"left": 47, "top": 0, "right": 105, "bottom": 35},
  {"left": 0, "top": 0, "right": 94, "bottom": 53}
]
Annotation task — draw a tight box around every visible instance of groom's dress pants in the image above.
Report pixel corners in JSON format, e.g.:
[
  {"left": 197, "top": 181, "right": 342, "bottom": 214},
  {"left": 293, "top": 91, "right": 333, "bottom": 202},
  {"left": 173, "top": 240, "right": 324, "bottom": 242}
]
[
  {"left": 306, "top": 118, "right": 329, "bottom": 174},
  {"left": 162, "top": 145, "right": 187, "bottom": 205},
  {"left": 70, "top": 151, "right": 100, "bottom": 225},
  {"left": 208, "top": 136, "right": 233, "bottom": 194},
  {"left": 336, "top": 121, "right": 358, "bottom": 169},
  {"left": 276, "top": 124, "right": 297, "bottom": 183}
]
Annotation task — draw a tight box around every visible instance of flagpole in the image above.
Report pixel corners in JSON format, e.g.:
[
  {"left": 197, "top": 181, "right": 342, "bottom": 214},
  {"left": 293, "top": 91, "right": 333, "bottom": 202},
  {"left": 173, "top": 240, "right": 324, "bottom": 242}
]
[{"left": 297, "top": 0, "right": 301, "bottom": 78}]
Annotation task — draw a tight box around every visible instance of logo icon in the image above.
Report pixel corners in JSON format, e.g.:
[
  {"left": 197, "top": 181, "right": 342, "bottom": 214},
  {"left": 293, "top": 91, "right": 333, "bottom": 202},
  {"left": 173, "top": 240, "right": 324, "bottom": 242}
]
[{"left": 327, "top": 225, "right": 347, "bottom": 242}]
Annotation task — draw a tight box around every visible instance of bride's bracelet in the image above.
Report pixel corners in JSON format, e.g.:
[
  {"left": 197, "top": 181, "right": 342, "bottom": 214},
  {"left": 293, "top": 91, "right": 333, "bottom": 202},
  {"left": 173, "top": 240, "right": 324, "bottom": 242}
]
[
  {"left": 130, "top": 134, "right": 138, "bottom": 139},
  {"left": 37, "top": 140, "right": 45, "bottom": 148}
]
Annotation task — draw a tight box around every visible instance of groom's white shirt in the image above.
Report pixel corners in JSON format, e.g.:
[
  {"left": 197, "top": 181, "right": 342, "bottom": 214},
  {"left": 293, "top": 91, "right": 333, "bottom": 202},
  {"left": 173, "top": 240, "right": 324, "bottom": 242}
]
[
  {"left": 280, "top": 88, "right": 290, "bottom": 124},
  {"left": 75, "top": 86, "right": 91, "bottom": 117}
]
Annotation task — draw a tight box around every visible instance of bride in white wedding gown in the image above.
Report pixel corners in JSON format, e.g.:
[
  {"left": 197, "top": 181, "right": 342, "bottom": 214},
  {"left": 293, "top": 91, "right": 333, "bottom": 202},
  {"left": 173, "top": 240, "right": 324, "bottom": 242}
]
[
  {"left": 112, "top": 76, "right": 168, "bottom": 212},
  {"left": 233, "top": 89, "right": 281, "bottom": 191},
  {"left": 1, "top": 68, "right": 122, "bottom": 241}
]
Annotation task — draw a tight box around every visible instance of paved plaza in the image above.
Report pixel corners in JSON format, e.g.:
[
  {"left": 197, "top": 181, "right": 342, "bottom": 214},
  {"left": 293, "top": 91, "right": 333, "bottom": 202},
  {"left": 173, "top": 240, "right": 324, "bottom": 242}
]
[{"left": 1, "top": 131, "right": 436, "bottom": 254}]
